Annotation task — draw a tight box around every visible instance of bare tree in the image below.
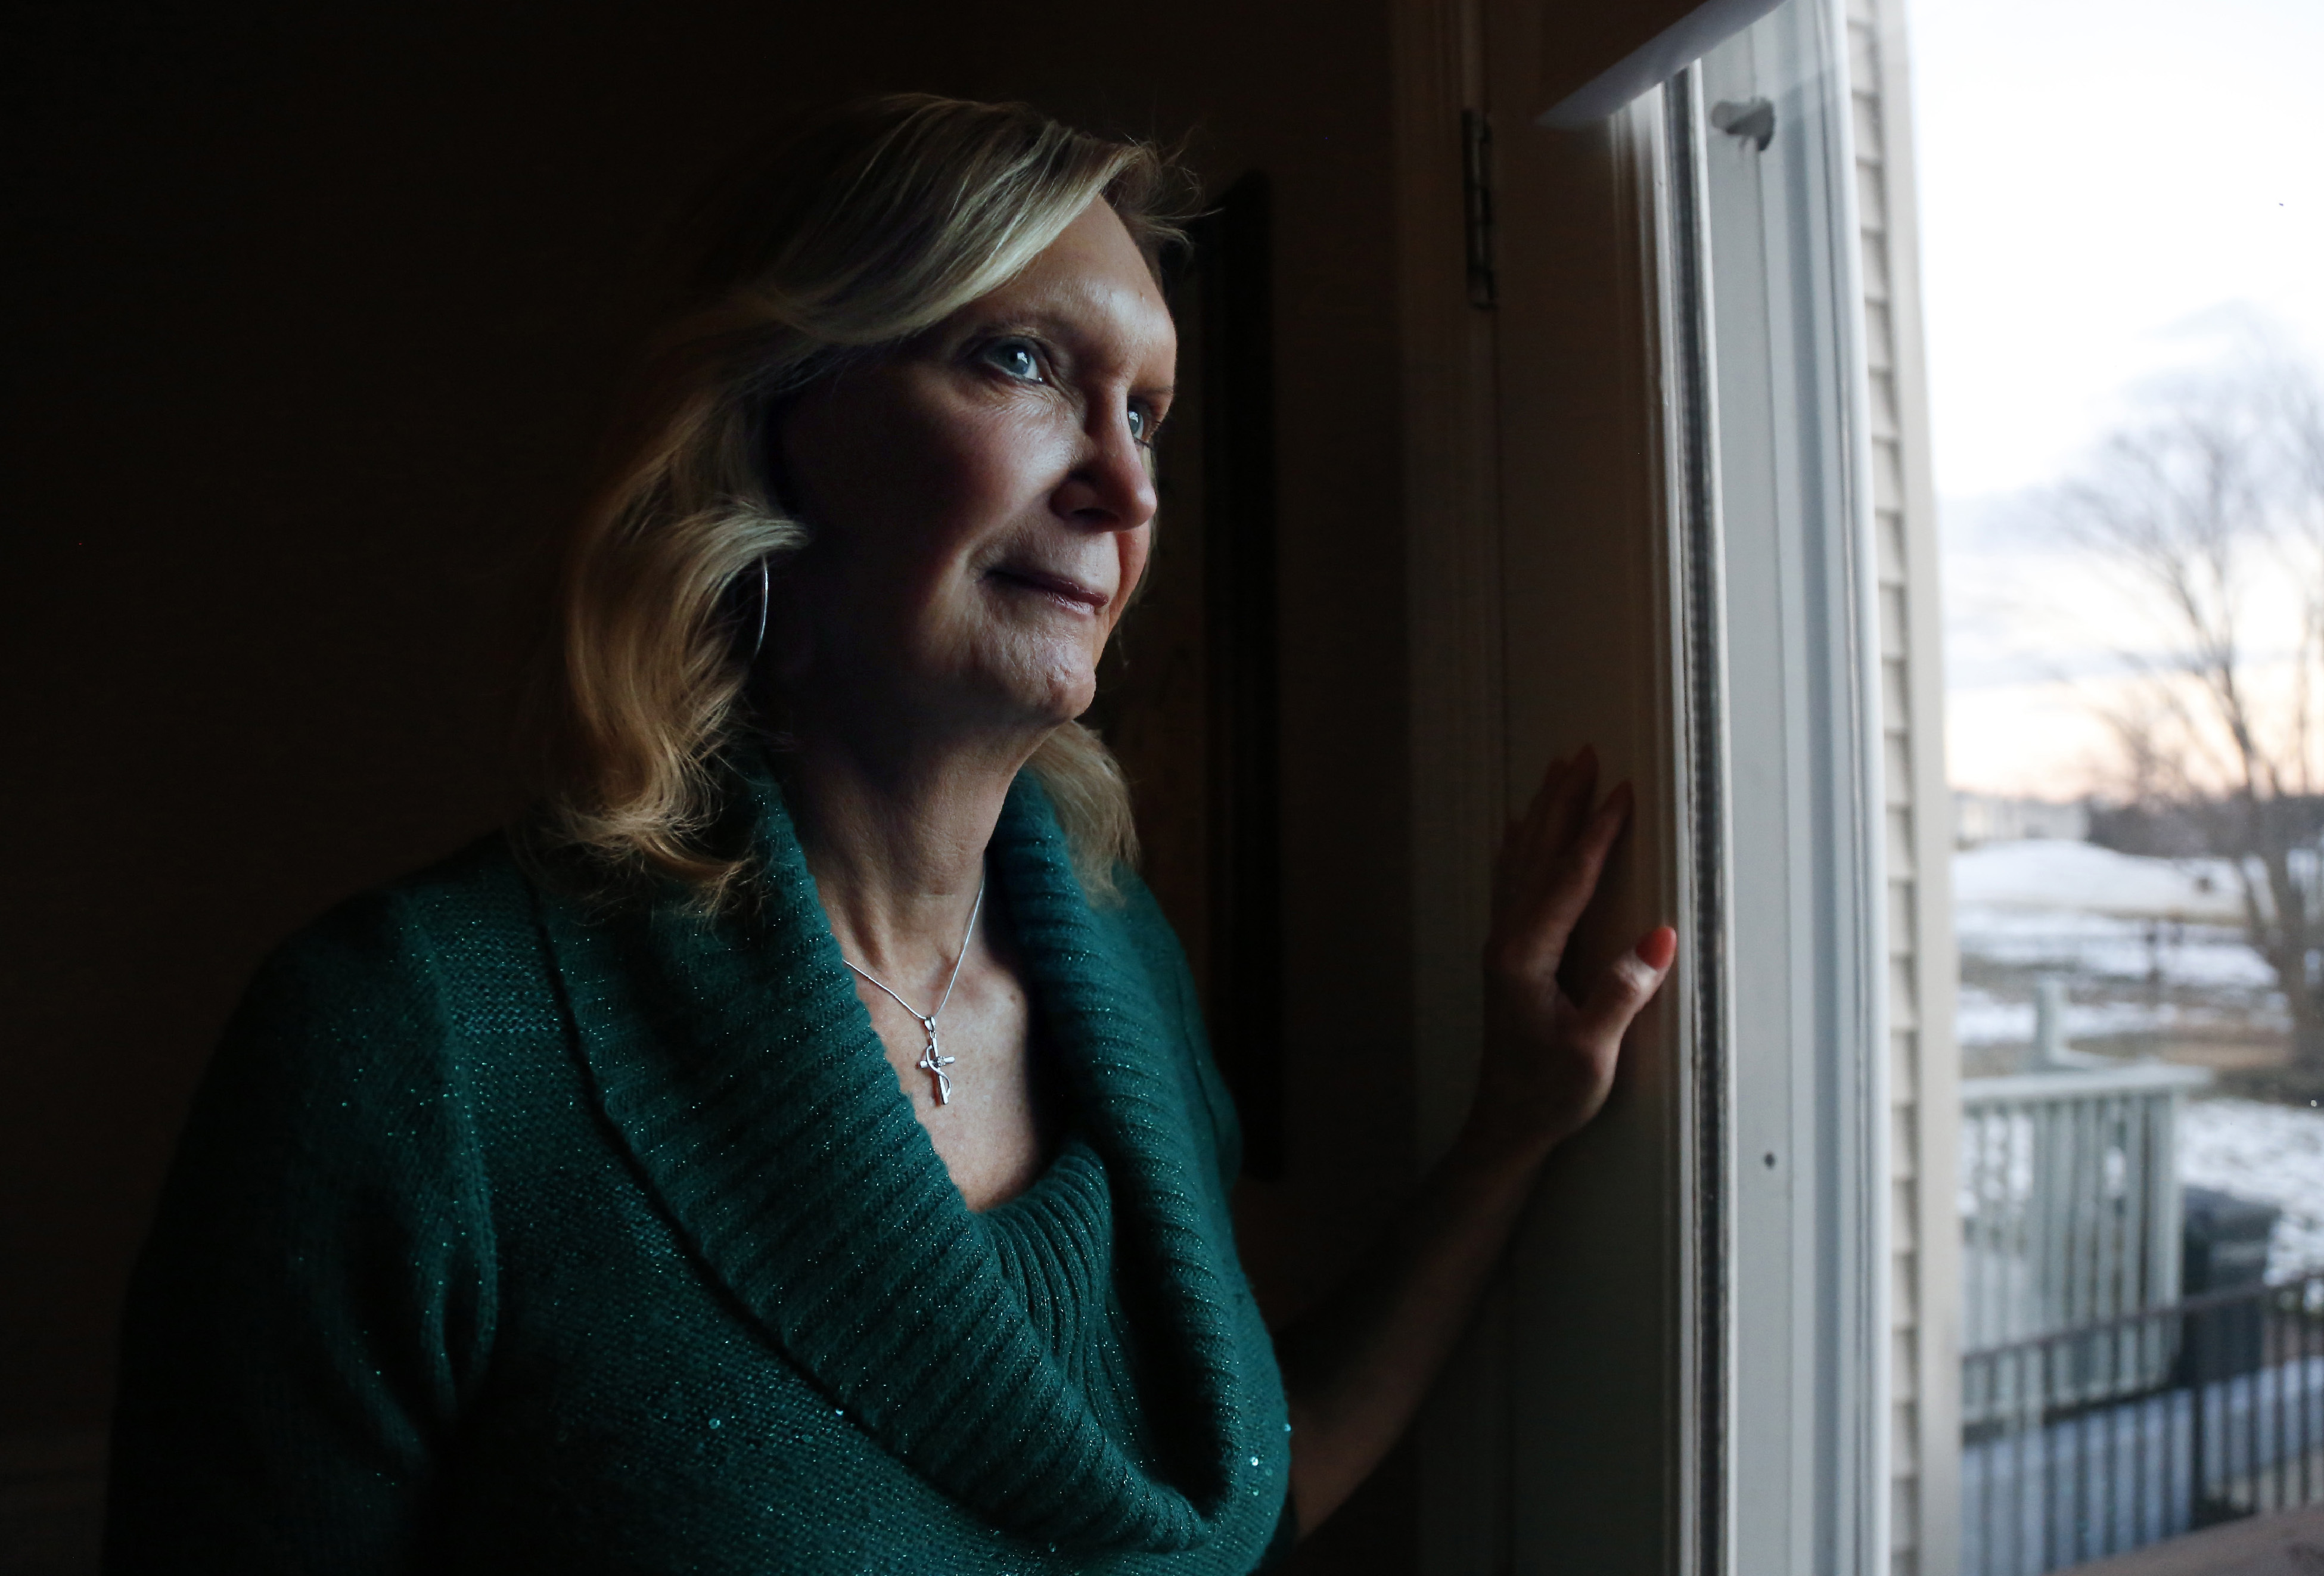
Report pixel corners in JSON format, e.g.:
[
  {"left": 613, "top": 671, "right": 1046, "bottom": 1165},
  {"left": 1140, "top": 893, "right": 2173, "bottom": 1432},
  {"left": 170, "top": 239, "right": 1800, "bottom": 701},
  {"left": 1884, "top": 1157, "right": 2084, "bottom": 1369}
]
[{"left": 2043, "top": 353, "right": 2324, "bottom": 1067}]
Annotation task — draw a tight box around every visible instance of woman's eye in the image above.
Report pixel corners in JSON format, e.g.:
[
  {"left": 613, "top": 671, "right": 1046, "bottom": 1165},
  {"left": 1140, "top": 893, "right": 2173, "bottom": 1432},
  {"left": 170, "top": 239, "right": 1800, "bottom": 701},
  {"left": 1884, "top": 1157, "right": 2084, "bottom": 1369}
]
[
  {"left": 1127, "top": 406, "right": 1149, "bottom": 443},
  {"left": 986, "top": 340, "right": 1042, "bottom": 381}
]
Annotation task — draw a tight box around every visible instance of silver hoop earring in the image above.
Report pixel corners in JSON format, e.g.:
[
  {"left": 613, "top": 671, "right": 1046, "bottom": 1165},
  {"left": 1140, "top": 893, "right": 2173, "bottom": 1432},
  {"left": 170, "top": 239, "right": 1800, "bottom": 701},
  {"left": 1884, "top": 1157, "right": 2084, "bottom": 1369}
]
[{"left": 750, "top": 557, "right": 770, "bottom": 664}]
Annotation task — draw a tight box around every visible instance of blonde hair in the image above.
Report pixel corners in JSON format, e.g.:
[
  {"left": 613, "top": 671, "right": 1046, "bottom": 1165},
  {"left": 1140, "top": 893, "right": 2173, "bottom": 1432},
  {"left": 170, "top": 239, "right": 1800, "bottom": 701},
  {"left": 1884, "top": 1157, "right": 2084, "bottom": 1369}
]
[{"left": 522, "top": 95, "right": 1193, "bottom": 906}]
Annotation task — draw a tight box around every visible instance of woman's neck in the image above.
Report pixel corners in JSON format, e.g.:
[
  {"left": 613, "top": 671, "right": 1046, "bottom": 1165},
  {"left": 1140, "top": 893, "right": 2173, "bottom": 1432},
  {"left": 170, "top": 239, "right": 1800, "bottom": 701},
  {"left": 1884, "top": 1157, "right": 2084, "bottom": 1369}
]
[{"left": 778, "top": 719, "right": 1042, "bottom": 986}]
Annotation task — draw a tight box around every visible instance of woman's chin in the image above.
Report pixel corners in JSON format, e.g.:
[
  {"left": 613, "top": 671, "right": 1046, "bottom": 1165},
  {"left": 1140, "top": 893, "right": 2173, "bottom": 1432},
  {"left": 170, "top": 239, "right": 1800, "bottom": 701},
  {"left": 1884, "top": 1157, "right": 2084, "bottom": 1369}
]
[
  {"left": 912, "top": 673, "right": 1092, "bottom": 748},
  {"left": 1009, "top": 682, "right": 1099, "bottom": 739},
  {"left": 1031, "top": 676, "right": 1099, "bottom": 729},
  {"left": 979, "top": 643, "right": 1099, "bottom": 730}
]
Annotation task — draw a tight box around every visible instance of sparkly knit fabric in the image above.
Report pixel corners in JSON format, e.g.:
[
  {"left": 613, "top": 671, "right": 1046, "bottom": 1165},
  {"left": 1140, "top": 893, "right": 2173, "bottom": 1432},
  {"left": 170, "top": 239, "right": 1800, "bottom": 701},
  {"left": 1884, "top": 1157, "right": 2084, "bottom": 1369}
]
[{"left": 106, "top": 764, "right": 1295, "bottom": 1573}]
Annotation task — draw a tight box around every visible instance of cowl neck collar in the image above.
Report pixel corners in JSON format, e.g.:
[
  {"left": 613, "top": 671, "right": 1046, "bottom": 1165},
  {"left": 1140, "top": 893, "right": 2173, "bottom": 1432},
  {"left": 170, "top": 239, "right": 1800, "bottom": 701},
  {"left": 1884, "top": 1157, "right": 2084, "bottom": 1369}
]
[{"left": 534, "top": 756, "right": 1284, "bottom": 1555}]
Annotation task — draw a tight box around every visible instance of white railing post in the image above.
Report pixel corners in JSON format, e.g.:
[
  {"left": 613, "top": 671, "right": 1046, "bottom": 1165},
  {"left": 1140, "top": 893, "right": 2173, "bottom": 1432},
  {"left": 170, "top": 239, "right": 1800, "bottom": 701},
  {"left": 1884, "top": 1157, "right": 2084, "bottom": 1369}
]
[{"left": 1959, "top": 1062, "right": 2213, "bottom": 1422}]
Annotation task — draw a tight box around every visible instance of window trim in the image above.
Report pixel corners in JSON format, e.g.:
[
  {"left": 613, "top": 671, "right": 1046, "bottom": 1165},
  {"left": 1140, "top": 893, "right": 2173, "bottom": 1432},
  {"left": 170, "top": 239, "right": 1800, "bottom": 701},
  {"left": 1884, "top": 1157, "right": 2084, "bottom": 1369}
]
[{"left": 1690, "top": 2, "right": 1893, "bottom": 1568}]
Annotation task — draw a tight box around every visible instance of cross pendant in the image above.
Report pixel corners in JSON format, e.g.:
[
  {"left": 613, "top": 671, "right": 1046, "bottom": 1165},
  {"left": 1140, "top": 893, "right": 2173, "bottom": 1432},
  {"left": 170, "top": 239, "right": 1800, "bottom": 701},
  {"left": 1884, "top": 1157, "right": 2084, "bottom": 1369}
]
[{"left": 916, "top": 1017, "right": 957, "bottom": 1105}]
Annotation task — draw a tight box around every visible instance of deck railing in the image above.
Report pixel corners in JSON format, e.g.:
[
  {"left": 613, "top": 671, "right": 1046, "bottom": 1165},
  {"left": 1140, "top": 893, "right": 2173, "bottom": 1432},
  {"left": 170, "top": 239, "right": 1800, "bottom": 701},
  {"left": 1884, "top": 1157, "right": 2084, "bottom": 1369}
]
[
  {"left": 1961, "top": 1061, "right": 2214, "bottom": 1422},
  {"left": 1962, "top": 1274, "right": 2324, "bottom": 1575}
]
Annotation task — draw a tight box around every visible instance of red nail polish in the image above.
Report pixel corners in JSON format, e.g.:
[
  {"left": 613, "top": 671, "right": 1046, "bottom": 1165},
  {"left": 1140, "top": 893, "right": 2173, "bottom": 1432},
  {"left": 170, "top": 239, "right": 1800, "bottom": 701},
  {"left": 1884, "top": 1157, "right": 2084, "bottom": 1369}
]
[{"left": 1637, "top": 925, "right": 1678, "bottom": 971}]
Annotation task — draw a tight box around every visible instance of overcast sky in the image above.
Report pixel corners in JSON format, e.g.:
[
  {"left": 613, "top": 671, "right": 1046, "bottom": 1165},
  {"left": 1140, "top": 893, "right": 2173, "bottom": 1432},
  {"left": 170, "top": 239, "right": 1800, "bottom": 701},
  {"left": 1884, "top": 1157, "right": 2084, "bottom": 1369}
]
[{"left": 1906, "top": 0, "right": 2324, "bottom": 795}]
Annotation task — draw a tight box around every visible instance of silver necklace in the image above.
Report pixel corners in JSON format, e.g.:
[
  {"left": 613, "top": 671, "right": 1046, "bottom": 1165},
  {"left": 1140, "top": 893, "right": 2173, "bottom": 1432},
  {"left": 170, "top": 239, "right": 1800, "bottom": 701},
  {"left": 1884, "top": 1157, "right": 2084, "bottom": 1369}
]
[{"left": 841, "top": 878, "right": 986, "bottom": 1106}]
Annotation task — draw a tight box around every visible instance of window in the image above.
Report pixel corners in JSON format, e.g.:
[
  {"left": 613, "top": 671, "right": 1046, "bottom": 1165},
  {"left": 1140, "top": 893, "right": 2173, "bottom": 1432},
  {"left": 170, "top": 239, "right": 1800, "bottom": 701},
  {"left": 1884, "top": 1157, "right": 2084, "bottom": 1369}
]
[{"left": 1402, "top": 0, "right": 1926, "bottom": 1569}]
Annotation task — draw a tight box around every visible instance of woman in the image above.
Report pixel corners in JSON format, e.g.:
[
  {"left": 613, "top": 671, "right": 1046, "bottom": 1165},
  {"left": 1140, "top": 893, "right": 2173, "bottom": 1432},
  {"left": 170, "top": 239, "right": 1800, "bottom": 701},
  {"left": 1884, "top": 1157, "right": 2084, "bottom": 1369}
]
[{"left": 106, "top": 95, "right": 1676, "bottom": 1572}]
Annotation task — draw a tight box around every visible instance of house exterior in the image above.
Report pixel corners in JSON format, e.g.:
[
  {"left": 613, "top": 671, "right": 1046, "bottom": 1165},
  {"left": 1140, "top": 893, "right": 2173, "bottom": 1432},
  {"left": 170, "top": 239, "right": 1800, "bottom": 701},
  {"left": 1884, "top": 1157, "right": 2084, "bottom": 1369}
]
[
  {"left": 1955, "top": 792, "right": 2094, "bottom": 849},
  {"left": 1848, "top": 2, "right": 1965, "bottom": 1569}
]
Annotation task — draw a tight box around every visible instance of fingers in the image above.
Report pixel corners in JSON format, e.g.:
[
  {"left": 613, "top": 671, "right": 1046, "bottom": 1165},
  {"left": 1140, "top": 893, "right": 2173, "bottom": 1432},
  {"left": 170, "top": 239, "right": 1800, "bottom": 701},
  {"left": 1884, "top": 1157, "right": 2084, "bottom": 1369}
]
[
  {"left": 1499, "top": 748, "right": 1596, "bottom": 900},
  {"left": 1573, "top": 924, "right": 1678, "bottom": 1044},
  {"left": 1509, "top": 780, "right": 1633, "bottom": 969},
  {"left": 1503, "top": 751, "right": 1573, "bottom": 866},
  {"left": 1520, "top": 745, "right": 1596, "bottom": 863},
  {"left": 1543, "top": 748, "right": 1599, "bottom": 865},
  {"left": 1495, "top": 747, "right": 1656, "bottom": 981},
  {"left": 1499, "top": 753, "right": 1566, "bottom": 894},
  {"left": 1500, "top": 750, "right": 1579, "bottom": 921}
]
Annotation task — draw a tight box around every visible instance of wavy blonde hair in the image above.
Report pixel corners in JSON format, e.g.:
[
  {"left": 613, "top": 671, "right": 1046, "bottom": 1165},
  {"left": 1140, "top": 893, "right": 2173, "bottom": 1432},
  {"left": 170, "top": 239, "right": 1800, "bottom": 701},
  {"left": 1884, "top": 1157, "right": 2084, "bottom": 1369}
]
[{"left": 523, "top": 95, "right": 1193, "bottom": 906}]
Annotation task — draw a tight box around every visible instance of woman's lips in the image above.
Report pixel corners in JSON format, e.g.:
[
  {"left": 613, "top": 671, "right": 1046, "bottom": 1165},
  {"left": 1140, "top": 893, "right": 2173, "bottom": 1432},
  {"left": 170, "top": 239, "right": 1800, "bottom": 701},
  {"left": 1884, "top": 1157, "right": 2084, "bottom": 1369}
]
[{"left": 990, "top": 567, "right": 1110, "bottom": 611}]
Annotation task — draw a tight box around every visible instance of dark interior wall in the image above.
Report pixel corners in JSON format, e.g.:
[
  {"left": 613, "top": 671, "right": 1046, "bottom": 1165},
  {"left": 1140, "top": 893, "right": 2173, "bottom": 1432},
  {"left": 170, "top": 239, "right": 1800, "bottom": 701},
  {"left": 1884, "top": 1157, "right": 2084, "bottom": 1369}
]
[{"left": 2, "top": 0, "right": 1415, "bottom": 1565}]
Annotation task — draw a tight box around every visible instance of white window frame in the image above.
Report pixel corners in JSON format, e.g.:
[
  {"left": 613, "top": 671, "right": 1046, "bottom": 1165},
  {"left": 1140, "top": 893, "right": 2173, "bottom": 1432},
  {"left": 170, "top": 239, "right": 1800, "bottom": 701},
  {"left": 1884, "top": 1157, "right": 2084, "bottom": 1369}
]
[{"left": 1690, "top": 3, "right": 1892, "bottom": 1569}]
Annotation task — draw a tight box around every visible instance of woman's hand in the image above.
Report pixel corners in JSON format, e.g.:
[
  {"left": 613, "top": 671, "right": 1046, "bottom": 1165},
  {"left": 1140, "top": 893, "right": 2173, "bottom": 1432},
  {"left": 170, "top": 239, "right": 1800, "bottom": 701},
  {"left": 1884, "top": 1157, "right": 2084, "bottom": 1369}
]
[{"left": 1469, "top": 747, "right": 1676, "bottom": 1168}]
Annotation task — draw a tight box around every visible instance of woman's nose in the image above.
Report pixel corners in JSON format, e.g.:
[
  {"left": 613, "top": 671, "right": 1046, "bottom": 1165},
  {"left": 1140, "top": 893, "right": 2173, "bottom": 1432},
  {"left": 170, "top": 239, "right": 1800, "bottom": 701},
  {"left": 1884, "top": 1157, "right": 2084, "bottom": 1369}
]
[{"left": 1052, "top": 409, "right": 1157, "bottom": 533}]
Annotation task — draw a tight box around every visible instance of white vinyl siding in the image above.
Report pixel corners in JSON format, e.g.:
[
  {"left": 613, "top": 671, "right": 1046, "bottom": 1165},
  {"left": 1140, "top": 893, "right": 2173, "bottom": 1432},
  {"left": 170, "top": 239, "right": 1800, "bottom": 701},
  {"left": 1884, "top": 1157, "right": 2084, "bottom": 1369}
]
[{"left": 1845, "top": 1, "right": 1962, "bottom": 1571}]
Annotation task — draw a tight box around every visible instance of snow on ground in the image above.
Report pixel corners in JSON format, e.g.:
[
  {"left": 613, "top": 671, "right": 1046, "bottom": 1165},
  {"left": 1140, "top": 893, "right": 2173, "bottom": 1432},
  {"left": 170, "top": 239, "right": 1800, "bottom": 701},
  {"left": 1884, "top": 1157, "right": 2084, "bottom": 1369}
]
[
  {"left": 1954, "top": 906, "right": 2278, "bottom": 990},
  {"left": 2179, "top": 1099, "right": 2324, "bottom": 1279},
  {"left": 1952, "top": 987, "right": 2244, "bottom": 1047},
  {"left": 1953, "top": 841, "right": 2250, "bottom": 923},
  {"left": 1952, "top": 841, "right": 2288, "bottom": 1053}
]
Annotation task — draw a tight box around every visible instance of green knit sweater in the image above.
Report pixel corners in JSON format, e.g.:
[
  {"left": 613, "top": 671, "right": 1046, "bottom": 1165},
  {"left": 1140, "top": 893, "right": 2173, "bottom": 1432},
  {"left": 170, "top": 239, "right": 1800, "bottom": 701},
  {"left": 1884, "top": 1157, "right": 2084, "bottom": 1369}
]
[{"left": 106, "top": 764, "right": 1295, "bottom": 1573}]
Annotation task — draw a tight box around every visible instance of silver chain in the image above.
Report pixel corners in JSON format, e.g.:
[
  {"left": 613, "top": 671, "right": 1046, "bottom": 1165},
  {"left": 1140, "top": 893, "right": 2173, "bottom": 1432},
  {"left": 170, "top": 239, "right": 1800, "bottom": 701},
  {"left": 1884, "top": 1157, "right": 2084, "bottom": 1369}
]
[{"left": 841, "top": 878, "right": 986, "bottom": 1106}]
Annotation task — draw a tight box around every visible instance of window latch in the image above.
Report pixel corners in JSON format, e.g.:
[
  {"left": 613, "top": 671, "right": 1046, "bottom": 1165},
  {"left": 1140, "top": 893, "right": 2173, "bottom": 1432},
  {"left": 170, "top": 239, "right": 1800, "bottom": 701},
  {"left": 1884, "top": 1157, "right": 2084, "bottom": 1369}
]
[{"left": 1710, "top": 97, "right": 1776, "bottom": 152}]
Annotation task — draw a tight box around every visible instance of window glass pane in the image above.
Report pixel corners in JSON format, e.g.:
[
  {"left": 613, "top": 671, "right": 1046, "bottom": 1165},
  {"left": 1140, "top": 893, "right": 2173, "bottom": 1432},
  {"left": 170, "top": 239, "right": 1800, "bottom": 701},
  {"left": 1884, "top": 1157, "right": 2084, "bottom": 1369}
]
[{"left": 1882, "top": 0, "right": 2324, "bottom": 1570}]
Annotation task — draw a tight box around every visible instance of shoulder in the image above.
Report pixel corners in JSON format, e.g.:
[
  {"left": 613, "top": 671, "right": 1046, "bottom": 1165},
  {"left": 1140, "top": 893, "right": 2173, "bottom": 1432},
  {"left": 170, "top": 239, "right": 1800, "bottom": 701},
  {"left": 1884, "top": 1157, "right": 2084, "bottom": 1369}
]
[
  {"left": 247, "top": 829, "right": 534, "bottom": 991},
  {"left": 287, "top": 826, "right": 538, "bottom": 959},
  {"left": 141, "top": 834, "right": 547, "bottom": 1319},
  {"left": 116, "top": 843, "right": 520, "bottom": 1523},
  {"left": 215, "top": 831, "right": 549, "bottom": 1117}
]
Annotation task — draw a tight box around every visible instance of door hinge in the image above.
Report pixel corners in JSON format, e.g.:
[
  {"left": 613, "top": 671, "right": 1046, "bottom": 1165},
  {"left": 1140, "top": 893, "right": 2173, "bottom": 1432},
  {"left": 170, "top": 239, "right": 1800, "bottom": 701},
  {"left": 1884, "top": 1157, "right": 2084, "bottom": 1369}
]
[{"left": 1461, "top": 108, "right": 1496, "bottom": 310}]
